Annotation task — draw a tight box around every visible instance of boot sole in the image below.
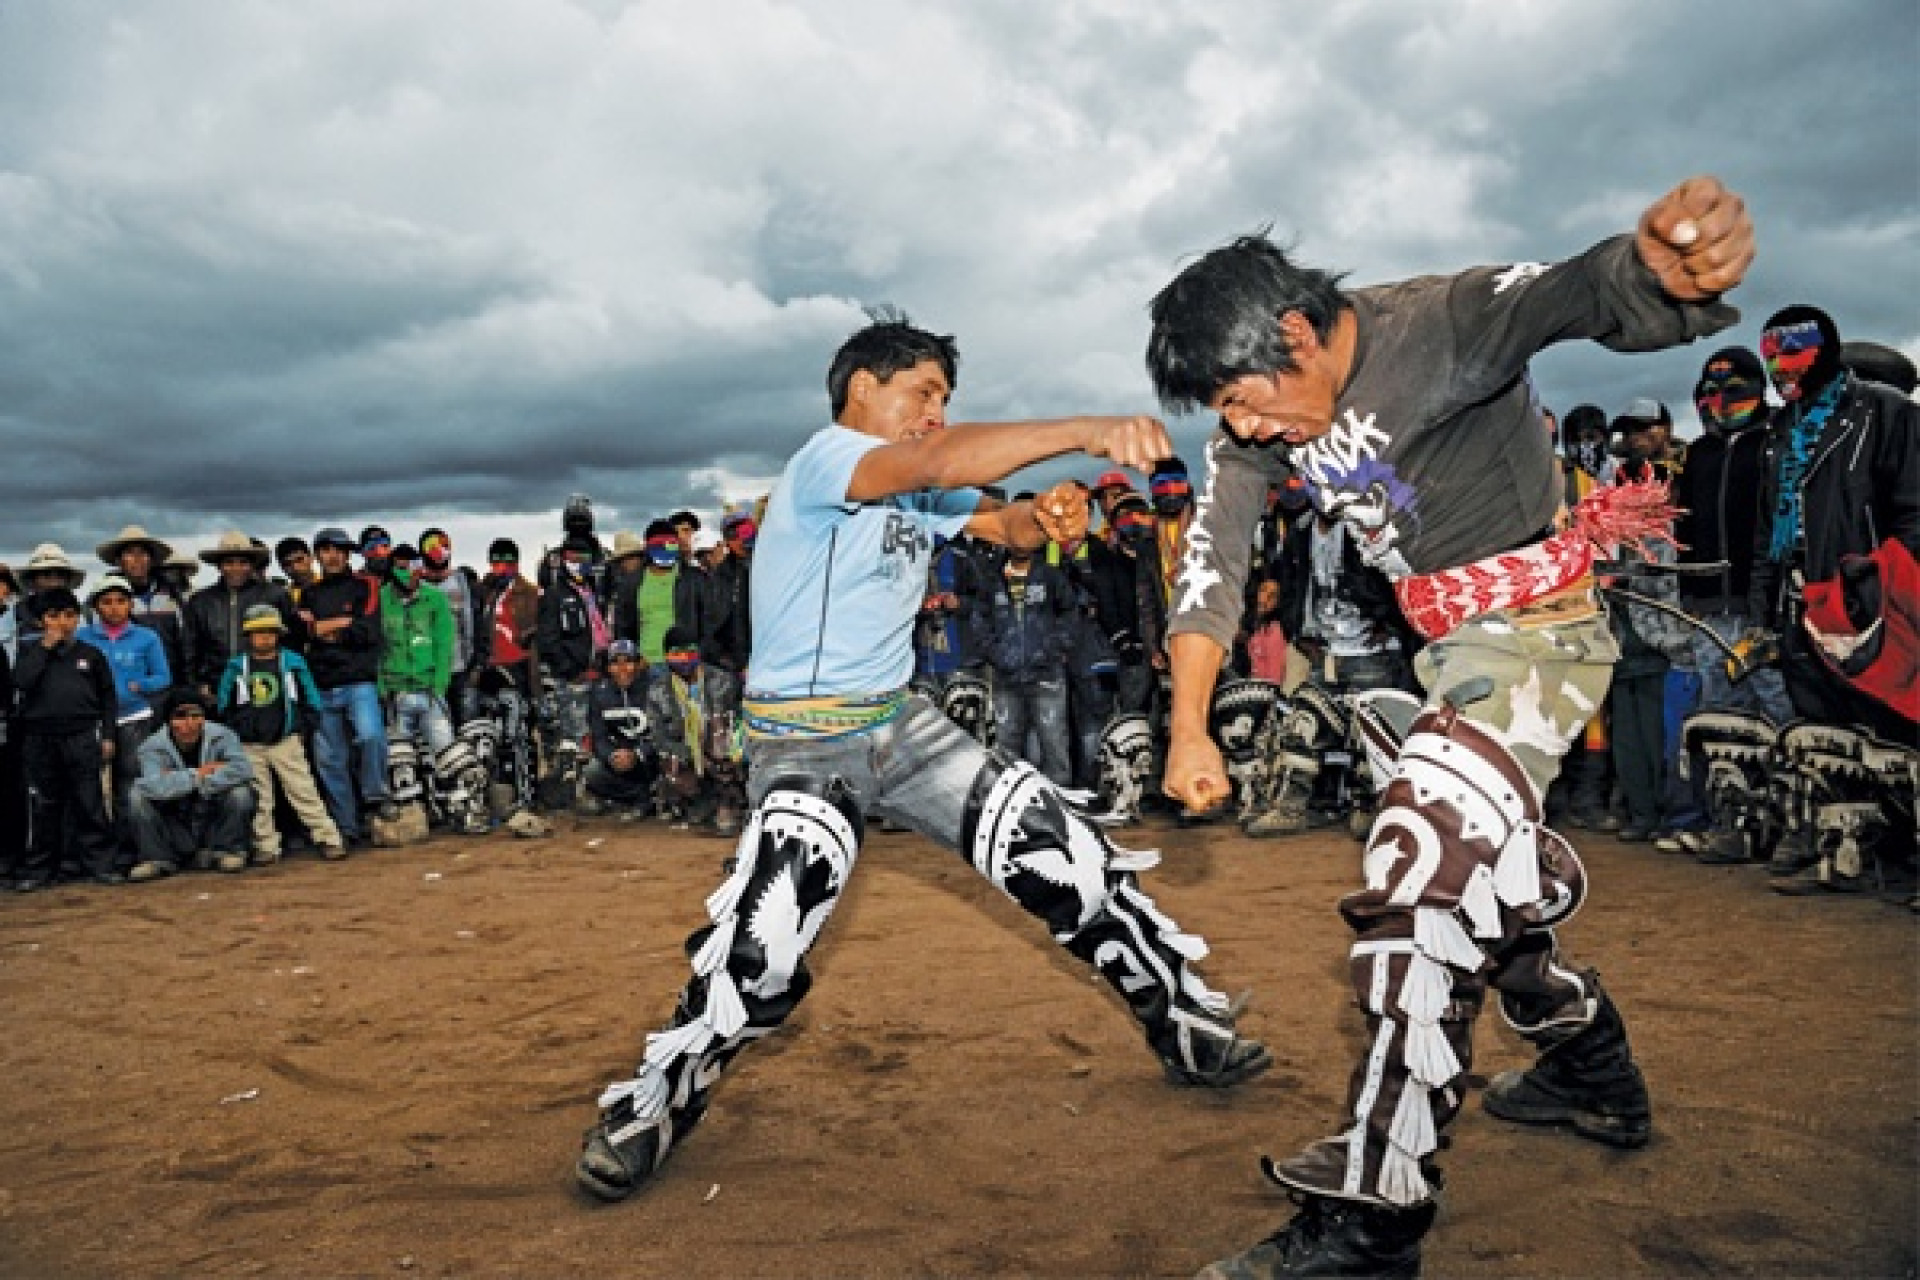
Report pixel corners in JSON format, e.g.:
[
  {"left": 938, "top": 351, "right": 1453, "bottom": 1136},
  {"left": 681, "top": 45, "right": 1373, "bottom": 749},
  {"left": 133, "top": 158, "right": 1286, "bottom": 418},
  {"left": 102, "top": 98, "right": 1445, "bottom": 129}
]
[
  {"left": 1482, "top": 1092, "right": 1651, "bottom": 1148},
  {"left": 1164, "top": 1044, "right": 1275, "bottom": 1090}
]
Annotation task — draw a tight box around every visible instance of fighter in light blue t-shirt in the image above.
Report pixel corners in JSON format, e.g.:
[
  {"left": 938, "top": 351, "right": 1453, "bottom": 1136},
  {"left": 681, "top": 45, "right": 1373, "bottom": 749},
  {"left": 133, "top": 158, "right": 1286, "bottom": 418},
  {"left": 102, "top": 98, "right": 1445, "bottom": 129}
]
[
  {"left": 578, "top": 314, "right": 1271, "bottom": 1209},
  {"left": 747, "top": 423, "right": 980, "bottom": 700}
]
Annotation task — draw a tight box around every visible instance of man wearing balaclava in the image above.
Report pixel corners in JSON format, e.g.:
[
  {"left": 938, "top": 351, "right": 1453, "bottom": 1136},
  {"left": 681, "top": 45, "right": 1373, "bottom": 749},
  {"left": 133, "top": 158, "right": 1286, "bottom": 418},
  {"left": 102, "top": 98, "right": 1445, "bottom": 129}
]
[
  {"left": 1747, "top": 304, "right": 1920, "bottom": 890},
  {"left": 1146, "top": 455, "right": 1194, "bottom": 639},
  {"left": 1559, "top": 404, "right": 1613, "bottom": 505},
  {"left": 1667, "top": 347, "right": 1795, "bottom": 865}
]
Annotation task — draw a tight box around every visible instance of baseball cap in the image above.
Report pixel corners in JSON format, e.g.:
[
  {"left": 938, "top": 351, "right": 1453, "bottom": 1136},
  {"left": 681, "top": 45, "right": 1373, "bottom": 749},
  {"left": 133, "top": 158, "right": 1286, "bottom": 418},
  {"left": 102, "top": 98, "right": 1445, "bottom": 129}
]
[
  {"left": 1093, "top": 470, "right": 1132, "bottom": 492},
  {"left": 1620, "top": 397, "right": 1669, "bottom": 425},
  {"left": 607, "top": 639, "right": 639, "bottom": 661},
  {"left": 313, "top": 527, "right": 355, "bottom": 550}
]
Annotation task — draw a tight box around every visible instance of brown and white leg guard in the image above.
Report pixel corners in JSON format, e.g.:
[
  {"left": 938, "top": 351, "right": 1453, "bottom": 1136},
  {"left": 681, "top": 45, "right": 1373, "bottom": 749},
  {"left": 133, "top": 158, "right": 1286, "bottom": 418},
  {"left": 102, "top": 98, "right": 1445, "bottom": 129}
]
[{"left": 1266, "top": 705, "right": 1590, "bottom": 1208}]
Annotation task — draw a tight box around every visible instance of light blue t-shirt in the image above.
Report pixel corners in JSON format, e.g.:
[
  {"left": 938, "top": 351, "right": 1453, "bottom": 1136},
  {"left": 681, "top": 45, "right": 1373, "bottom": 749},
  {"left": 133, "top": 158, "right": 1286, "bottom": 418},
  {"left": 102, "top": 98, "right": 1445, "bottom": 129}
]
[{"left": 748, "top": 425, "right": 981, "bottom": 698}]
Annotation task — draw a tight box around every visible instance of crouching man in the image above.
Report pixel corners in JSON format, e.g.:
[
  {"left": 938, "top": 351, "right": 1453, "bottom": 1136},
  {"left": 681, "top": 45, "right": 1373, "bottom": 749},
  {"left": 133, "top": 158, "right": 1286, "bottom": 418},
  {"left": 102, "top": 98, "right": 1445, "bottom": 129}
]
[{"left": 128, "top": 690, "right": 256, "bottom": 880}]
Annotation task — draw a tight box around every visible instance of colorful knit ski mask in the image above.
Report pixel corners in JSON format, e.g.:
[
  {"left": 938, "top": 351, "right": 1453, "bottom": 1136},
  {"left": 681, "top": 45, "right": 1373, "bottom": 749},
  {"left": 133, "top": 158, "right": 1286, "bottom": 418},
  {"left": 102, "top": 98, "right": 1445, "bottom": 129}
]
[
  {"left": 1760, "top": 305, "right": 1842, "bottom": 404},
  {"left": 1693, "top": 346, "right": 1768, "bottom": 433}
]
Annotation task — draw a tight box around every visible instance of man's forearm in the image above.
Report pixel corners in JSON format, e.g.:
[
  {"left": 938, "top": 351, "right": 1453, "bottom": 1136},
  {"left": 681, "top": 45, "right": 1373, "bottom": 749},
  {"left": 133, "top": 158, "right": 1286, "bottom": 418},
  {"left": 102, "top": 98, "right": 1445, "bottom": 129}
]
[
  {"left": 1168, "top": 632, "right": 1226, "bottom": 740},
  {"left": 920, "top": 419, "right": 1097, "bottom": 490}
]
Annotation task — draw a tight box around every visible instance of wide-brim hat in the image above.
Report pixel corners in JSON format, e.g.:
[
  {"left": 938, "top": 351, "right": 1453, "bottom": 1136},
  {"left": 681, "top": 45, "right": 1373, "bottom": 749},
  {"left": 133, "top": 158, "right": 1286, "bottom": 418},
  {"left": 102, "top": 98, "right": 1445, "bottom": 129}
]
[
  {"left": 96, "top": 524, "right": 175, "bottom": 566},
  {"left": 609, "top": 530, "right": 645, "bottom": 560},
  {"left": 198, "top": 530, "right": 271, "bottom": 567},
  {"left": 163, "top": 550, "right": 200, "bottom": 578},
  {"left": 22, "top": 542, "right": 85, "bottom": 588}
]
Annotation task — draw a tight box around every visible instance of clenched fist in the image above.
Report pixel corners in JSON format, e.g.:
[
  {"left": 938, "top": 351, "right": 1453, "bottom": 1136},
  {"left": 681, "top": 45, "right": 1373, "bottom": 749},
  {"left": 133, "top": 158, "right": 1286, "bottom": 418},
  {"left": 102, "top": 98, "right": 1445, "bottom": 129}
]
[
  {"left": 1636, "top": 176, "right": 1755, "bottom": 302},
  {"left": 1033, "top": 480, "right": 1090, "bottom": 546}
]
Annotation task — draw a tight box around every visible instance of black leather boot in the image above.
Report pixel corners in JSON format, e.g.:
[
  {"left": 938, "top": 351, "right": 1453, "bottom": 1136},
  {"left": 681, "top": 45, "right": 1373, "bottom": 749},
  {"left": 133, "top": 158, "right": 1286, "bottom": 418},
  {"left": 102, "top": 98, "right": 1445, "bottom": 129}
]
[{"left": 1196, "top": 1193, "right": 1436, "bottom": 1278}]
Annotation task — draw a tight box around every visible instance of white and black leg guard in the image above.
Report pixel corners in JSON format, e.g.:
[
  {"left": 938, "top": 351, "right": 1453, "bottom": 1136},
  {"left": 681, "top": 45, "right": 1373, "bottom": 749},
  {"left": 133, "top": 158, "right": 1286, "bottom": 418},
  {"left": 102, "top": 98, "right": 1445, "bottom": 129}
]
[
  {"left": 430, "top": 739, "right": 493, "bottom": 836},
  {"left": 1210, "top": 679, "right": 1284, "bottom": 821},
  {"left": 1682, "top": 711, "right": 1781, "bottom": 862},
  {"left": 489, "top": 687, "right": 537, "bottom": 815},
  {"left": 1094, "top": 712, "right": 1154, "bottom": 825},
  {"left": 1776, "top": 723, "right": 1897, "bottom": 891},
  {"left": 1267, "top": 705, "right": 1606, "bottom": 1209},
  {"left": 961, "top": 753, "right": 1270, "bottom": 1088},
  {"left": 1244, "top": 683, "right": 1351, "bottom": 837},
  {"left": 579, "top": 779, "right": 863, "bottom": 1201}
]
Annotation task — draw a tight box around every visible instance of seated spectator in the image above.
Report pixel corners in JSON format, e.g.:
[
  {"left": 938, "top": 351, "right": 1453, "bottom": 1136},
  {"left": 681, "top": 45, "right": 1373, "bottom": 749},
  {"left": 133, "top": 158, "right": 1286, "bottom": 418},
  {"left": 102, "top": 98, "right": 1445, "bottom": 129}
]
[
  {"left": 217, "top": 604, "right": 344, "bottom": 864},
  {"left": 97, "top": 525, "right": 187, "bottom": 679},
  {"left": 646, "top": 626, "right": 746, "bottom": 835},
  {"left": 12, "top": 587, "right": 120, "bottom": 889},
  {"left": 127, "top": 690, "right": 256, "bottom": 879},
  {"left": 380, "top": 543, "right": 457, "bottom": 755},
  {"left": 78, "top": 574, "right": 172, "bottom": 857},
  {"left": 581, "top": 640, "right": 659, "bottom": 819}
]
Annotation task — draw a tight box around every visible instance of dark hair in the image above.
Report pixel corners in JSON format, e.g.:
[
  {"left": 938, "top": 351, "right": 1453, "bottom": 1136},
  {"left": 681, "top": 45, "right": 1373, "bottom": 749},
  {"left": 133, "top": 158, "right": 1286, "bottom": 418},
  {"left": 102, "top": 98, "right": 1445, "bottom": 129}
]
[
  {"left": 1562, "top": 404, "right": 1608, "bottom": 439},
  {"left": 644, "top": 518, "right": 676, "bottom": 540},
  {"left": 826, "top": 306, "right": 960, "bottom": 418},
  {"left": 274, "top": 536, "right": 310, "bottom": 563},
  {"left": 1146, "top": 233, "right": 1351, "bottom": 412},
  {"left": 669, "top": 510, "right": 700, "bottom": 531},
  {"left": 663, "top": 625, "right": 699, "bottom": 653}
]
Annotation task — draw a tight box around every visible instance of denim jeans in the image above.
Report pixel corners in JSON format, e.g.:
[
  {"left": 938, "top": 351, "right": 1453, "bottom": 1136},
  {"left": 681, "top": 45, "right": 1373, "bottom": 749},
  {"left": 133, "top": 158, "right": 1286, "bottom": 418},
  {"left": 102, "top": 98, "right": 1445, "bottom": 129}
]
[
  {"left": 1691, "top": 612, "right": 1792, "bottom": 723},
  {"left": 314, "top": 681, "right": 390, "bottom": 839},
  {"left": 389, "top": 691, "right": 455, "bottom": 755},
  {"left": 991, "top": 677, "right": 1072, "bottom": 786}
]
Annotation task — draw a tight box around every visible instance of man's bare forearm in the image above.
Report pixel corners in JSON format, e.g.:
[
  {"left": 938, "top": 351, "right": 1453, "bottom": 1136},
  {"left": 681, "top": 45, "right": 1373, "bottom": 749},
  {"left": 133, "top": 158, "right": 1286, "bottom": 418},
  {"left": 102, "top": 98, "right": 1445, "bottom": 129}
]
[
  {"left": 1168, "top": 632, "right": 1226, "bottom": 739},
  {"left": 919, "top": 419, "right": 1098, "bottom": 490}
]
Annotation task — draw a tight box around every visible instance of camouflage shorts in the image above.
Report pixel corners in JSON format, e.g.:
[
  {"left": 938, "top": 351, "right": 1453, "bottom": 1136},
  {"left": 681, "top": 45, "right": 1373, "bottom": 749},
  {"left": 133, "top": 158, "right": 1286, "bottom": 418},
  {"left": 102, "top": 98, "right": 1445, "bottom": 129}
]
[{"left": 1412, "top": 609, "right": 1619, "bottom": 797}]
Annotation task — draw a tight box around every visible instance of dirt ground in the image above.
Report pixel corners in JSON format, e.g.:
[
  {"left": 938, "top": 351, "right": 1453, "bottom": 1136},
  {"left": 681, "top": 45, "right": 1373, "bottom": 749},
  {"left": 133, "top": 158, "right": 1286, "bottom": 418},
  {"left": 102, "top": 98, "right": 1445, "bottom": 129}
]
[{"left": 0, "top": 809, "right": 1913, "bottom": 1280}]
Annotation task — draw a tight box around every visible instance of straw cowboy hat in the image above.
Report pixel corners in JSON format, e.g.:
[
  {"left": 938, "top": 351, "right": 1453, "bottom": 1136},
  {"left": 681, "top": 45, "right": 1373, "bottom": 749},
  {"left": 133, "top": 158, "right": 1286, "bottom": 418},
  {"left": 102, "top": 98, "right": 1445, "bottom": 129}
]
[
  {"left": 609, "top": 530, "right": 646, "bottom": 561},
  {"left": 22, "top": 543, "right": 86, "bottom": 589},
  {"left": 162, "top": 549, "right": 201, "bottom": 580},
  {"left": 96, "top": 524, "right": 175, "bottom": 566},
  {"left": 198, "top": 530, "right": 271, "bottom": 567}
]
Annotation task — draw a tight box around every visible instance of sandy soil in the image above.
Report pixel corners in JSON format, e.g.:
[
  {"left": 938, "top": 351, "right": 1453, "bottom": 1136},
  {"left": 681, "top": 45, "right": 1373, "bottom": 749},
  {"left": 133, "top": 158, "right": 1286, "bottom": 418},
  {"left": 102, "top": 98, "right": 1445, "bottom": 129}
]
[{"left": 0, "top": 811, "right": 1913, "bottom": 1279}]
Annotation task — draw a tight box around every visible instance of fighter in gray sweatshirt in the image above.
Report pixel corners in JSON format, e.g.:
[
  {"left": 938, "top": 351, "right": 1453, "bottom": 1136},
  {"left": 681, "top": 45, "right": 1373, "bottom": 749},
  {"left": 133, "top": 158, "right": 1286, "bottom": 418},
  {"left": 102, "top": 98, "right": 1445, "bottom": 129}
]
[{"left": 1147, "top": 177, "right": 1754, "bottom": 1278}]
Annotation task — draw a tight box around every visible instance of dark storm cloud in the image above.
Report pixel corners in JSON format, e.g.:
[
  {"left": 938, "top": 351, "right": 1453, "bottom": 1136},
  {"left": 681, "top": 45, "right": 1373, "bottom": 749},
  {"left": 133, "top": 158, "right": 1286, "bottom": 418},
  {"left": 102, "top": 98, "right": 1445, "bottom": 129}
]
[{"left": 0, "top": 0, "right": 1913, "bottom": 561}]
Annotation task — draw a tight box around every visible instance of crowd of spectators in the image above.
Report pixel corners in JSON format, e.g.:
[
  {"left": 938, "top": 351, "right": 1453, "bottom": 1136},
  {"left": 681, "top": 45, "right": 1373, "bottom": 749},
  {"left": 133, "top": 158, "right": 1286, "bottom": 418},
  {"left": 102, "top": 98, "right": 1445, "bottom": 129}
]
[{"left": 0, "top": 310, "right": 1911, "bottom": 903}]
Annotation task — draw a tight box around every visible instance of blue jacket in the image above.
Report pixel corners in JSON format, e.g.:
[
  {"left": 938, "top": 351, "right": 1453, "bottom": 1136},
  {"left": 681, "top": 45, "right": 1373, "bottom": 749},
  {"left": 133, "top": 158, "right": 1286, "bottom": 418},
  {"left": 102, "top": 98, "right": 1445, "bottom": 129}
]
[
  {"left": 133, "top": 720, "right": 254, "bottom": 802},
  {"left": 77, "top": 621, "right": 172, "bottom": 722},
  {"left": 969, "top": 557, "right": 1076, "bottom": 685}
]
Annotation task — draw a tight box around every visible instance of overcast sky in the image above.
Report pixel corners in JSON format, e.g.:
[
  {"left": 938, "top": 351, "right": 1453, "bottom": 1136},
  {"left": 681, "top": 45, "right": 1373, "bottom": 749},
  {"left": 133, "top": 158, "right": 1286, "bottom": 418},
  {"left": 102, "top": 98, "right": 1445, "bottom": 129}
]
[{"left": 3, "top": 0, "right": 1914, "bottom": 572}]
